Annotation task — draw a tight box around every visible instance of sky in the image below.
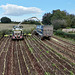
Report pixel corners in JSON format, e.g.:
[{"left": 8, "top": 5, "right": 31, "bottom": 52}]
[{"left": 0, "top": 0, "right": 75, "bottom": 21}]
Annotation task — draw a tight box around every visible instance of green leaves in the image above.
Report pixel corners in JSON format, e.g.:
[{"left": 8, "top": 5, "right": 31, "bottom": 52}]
[
  {"left": 46, "top": 51, "right": 49, "bottom": 53},
  {"left": 52, "top": 63, "right": 56, "bottom": 67},
  {"left": 42, "top": 9, "right": 75, "bottom": 29},
  {"left": 69, "top": 71, "right": 74, "bottom": 75},
  {"left": 45, "top": 72, "right": 50, "bottom": 75}
]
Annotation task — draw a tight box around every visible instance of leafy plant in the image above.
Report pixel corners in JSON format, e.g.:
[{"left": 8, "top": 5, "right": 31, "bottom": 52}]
[
  {"left": 29, "top": 48, "right": 33, "bottom": 52},
  {"left": 40, "top": 55, "right": 42, "bottom": 57},
  {"left": 70, "top": 63, "right": 75, "bottom": 66},
  {"left": 64, "top": 68, "right": 67, "bottom": 71},
  {"left": 52, "top": 63, "right": 56, "bottom": 66},
  {"left": 69, "top": 71, "right": 74, "bottom": 75},
  {"left": 40, "top": 49, "right": 42, "bottom": 51},
  {"left": 46, "top": 51, "right": 49, "bottom": 53},
  {"left": 45, "top": 72, "right": 50, "bottom": 75}
]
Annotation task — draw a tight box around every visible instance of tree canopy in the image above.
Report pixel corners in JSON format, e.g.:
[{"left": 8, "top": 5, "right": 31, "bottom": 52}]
[
  {"left": 1, "top": 17, "right": 11, "bottom": 23},
  {"left": 42, "top": 9, "right": 75, "bottom": 29}
]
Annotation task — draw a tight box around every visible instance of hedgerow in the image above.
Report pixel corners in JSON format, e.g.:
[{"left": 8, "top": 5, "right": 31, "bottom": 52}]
[{"left": 54, "top": 30, "right": 75, "bottom": 40}]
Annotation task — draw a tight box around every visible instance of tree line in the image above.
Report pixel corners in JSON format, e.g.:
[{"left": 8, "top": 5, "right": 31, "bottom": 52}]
[
  {"left": 0, "top": 17, "right": 40, "bottom": 25},
  {"left": 42, "top": 9, "right": 75, "bottom": 29},
  {"left": 0, "top": 9, "right": 75, "bottom": 29}
]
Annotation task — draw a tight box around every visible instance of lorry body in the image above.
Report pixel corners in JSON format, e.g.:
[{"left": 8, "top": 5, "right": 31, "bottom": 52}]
[{"left": 33, "top": 25, "right": 53, "bottom": 39}]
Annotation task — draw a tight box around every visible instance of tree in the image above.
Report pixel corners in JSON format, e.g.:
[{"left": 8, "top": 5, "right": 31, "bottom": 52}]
[
  {"left": 52, "top": 19, "right": 67, "bottom": 30},
  {"left": 51, "top": 9, "right": 64, "bottom": 20},
  {"left": 71, "top": 17, "right": 75, "bottom": 27},
  {"left": 42, "top": 13, "right": 52, "bottom": 25},
  {"left": 22, "top": 20, "right": 41, "bottom": 25},
  {"left": 69, "top": 14, "right": 75, "bottom": 27},
  {"left": 51, "top": 10, "right": 72, "bottom": 27},
  {"left": 42, "top": 9, "right": 73, "bottom": 28},
  {"left": 1, "top": 17, "right": 11, "bottom": 23}
]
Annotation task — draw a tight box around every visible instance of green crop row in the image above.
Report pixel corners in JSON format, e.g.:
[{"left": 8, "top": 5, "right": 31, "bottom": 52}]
[
  {"left": 0, "top": 28, "right": 35, "bottom": 37},
  {"left": 0, "top": 30, "right": 12, "bottom": 36}
]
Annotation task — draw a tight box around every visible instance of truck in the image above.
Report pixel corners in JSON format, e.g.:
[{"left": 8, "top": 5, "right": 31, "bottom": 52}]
[{"left": 32, "top": 25, "right": 53, "bottom": 40}]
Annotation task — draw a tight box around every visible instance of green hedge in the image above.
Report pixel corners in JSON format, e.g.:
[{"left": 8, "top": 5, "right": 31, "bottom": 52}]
[
  {"left": 72, "top": 26, "right": 75, "bottom": 28},
  {"left": 54, "top": 30, "right": 75, "bottom": 40}
]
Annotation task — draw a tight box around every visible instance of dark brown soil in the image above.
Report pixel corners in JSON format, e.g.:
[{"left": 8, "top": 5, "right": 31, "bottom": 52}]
[{"left": 0, "top": 36, "right": 75, "bottom": 75}]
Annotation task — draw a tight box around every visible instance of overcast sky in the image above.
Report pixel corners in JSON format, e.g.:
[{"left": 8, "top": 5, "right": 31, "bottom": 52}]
[{"left": 0, "top": 0, "right": 75, "bottom": 21}]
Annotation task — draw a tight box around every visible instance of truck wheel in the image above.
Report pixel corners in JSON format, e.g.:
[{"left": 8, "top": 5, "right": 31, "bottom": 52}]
[
  {"left": 48, "top": 37, "right": 51, "bottom": 40},
  {"left": 40, "top": 36, "right": 44, "bottom": 40}
]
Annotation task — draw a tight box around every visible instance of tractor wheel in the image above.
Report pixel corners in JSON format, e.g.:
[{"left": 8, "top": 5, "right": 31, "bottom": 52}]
[{"left": 48, "top": 36, "right": 51, "bottom": 40}]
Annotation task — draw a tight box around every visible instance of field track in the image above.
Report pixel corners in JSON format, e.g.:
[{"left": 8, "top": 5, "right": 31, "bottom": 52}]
[{"left": 0, "top": 36, "right": 75, "bottom": 75}]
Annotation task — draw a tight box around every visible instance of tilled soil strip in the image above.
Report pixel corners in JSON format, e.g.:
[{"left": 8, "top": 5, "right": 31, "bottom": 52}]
[
  {"left": 20, "top": 40, "right": 38, "bottom": 75},
  {"left": 28, "top": 36, "right": 70, "bottom": 74},
  {"left": 33, "top": 36, "right": 75, "bottom": 74},
  {"left": 24, "top": 38, "right": 45, "bottom": 75},
  {"left": 13, "top": 41, "right": 20, "bottom": 75}
]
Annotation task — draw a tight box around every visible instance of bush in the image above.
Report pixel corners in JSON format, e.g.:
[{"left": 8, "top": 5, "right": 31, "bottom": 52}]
[
  {"left": 52, "top": 19, "right": 67, "bottom": 30},
  {"left": 72, "top": 25, "right": 75, "bottom": 28},
  {"left": 54, "top": 30, "right": 75, "bottom": 40}
]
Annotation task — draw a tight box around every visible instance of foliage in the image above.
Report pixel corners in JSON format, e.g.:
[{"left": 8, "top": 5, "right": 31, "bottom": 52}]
[
  {"left": 52, "top": 19, "right": 67, "bottom": 30},
  {"left": 69, "top": 71, "right": 74, "bottom": 75},
  {"left": 45, "top": 72, "right": 50, "bottom": 75},
  {"left": 52, "top": 63, "right": 56, "bottom": 66},
  {"left": 46, "top": 51, "right": 49, "bottom": 53},
  {"left": 0, "top": 30, "right": 12, "bottom": 37},
  {"left": 42, "top": 13, "right": 52, "bottom": 25},
  {"left": 64, "top": 68, "right": 67, "bottom": 71},
  {"left": 71, "top": 26, "right": 75, "bottom": 28},
  {"left": 51, "top": 10, "right": 67, "bottom": 21},
  {"left": 54, "top": 30, "right": 75, "bottom": 40},
  {"left": 1, "top": 17, "right": 11, "bottom": 23},
  {"left": 11, "top": 21, "right": 20, "bottom": 24},
  {"left": 23, "top": 27, "right": 35, "bottom": 34},
  {"left": 22, "top": 20, "right": 41, "bottom": 25},
  {"left": 0, "top": 31, "right": 3, "bottom": 37},
  {"left": 70, "top": 14, "right": 75, "bottom": 27},
  {"left": 42, "top": 9, "right": 75, "bottom": 29}
]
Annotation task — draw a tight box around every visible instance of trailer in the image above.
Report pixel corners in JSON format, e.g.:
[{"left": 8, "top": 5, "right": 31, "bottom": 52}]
[{"left": 32, "top": 25, "right": 53, "bottom": 40}]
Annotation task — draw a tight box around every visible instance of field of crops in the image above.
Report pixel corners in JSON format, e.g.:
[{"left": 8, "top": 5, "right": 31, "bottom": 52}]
[
  {"left": 0, "top": 24, "right": 36, "bottom": 31},
  {"left": 0, "top": 35, "right": 75, "bottom": 75}
]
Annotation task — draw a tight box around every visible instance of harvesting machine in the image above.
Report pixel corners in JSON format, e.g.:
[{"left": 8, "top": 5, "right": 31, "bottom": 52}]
[
  {"left": 12, "top": 26, "right": 24, "bottom": 40},
  {"left": 12, "top": 20, "right": 24, "bottom": 40}
]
